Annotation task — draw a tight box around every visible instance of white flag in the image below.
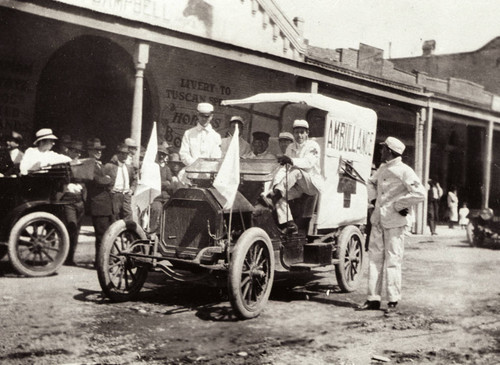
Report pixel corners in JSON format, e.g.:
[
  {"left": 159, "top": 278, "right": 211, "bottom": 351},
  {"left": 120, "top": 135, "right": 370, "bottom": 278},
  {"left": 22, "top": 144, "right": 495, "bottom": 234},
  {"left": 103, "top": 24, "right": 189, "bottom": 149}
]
[
  {"left": 133, "top": 122, "right": 161, "bottom": 212},
  {"left": 213, "top": 124, "right": 240, "bottom": 209}
]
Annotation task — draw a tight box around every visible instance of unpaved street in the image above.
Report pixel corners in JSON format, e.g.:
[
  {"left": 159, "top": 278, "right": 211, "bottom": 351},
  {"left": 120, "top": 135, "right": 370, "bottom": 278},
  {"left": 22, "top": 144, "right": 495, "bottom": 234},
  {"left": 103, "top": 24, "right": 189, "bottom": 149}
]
[{"left": 0, "top": 225, "right": 499, "bottom": 364}]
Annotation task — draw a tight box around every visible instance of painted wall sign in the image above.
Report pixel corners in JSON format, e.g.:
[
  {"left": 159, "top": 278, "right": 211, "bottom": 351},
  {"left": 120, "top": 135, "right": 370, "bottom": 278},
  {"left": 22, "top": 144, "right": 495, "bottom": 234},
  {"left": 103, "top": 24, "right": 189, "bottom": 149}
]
[{"left": 51, "top": 0, "right": 302, "bottom": 59}]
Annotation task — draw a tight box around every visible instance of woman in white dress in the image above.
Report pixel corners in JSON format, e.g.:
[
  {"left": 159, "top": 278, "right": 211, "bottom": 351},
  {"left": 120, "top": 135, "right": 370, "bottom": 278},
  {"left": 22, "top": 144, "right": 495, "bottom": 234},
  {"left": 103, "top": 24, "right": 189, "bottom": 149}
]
[{"left": 447, "top": 185, "right": 459, "bottom": 229}]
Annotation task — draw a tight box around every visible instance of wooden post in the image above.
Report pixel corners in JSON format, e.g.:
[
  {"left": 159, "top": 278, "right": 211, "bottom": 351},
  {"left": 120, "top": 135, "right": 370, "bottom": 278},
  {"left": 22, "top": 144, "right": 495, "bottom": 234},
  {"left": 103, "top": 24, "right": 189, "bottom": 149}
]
[
  {"left": 483, "top": 120, "right": 494, "bottom": 208},
  {"left": 130, "top": 42, "right": 149, "bottom": 166}
]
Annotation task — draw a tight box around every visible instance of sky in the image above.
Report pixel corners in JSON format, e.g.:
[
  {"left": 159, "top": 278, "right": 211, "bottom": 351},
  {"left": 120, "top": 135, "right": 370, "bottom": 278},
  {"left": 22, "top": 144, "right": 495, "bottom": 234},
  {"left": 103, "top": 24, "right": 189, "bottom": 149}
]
[{"left": 274, "top": 0, "right": 500, "bottom": 58}]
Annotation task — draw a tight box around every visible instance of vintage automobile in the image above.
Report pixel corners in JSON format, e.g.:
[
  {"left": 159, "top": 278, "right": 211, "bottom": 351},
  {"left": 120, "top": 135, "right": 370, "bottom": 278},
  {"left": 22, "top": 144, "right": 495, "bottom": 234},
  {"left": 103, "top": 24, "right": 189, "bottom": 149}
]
[
  {"left": 0, "top": 159, "right": 93, "bottom": 277},
  {"left": 466, "top": 208, "right": 500, "bottom": 249},
  {"left": 97, "top": 92, "right": 377, "bottom": 319},
  {"left": 0, "top": 164, "right": 72, "bottom": 276}
]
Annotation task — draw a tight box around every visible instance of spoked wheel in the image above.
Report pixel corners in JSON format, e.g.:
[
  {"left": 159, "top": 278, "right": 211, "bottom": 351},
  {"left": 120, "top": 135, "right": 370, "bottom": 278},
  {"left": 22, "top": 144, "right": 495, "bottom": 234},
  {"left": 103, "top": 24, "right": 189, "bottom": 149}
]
[
  {"left": 97, "top": 220, "right": 149, "bottom": 302},
  {"left": 8, "top": 212, "right": 69, "bottom": 277},
  {"left": 335, "top": 225, "right": 364, "bottom": 292},
  {"left": 228, "top": 227, "right": 275, "bottom": 320}
]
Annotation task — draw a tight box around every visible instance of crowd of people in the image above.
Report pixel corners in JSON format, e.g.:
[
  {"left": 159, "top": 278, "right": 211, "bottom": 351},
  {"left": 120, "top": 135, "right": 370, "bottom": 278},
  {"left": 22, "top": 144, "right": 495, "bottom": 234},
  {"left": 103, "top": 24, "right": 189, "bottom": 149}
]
[{"left": 0, "top": 102, "right": 442, "bottom": 316}]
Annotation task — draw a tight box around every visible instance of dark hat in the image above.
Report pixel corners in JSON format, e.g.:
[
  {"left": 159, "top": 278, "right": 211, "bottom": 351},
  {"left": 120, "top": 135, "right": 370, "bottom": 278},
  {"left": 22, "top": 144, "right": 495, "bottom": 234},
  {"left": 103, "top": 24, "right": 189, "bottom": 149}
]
[
  {"left": 169, "top": 152, "right": 184, "bottom": 166},
  {"left": 252, "top": 131, "right": 270, "bottom": 142},
  {"left": 86, "top": 138, "right": 106, "bottom": 150},
  {"left": 7, "top": 131, "right": 23, "bottom": 144},
  {"left": 117, "top": 143, "right": 129, "bottom": 153},
  {"left": 33, "top": 128, "right": 58, "bottom": 145},
  {"left": 60, "top": 134, "right": 72, "bottom": 147},
  {"left": 69, "top": 140, "right": 84, "bottom": 152}
]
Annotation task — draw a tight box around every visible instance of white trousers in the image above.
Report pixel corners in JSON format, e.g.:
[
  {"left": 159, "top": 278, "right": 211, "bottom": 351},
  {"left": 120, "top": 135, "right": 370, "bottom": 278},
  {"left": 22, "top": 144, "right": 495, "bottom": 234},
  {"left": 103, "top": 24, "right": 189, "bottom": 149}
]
[
  {"left": 274, "top": 167, "right": 318, "bottom": 224},
  {"left": 367, "top": 224, "right": 406, "bottom": 302}
]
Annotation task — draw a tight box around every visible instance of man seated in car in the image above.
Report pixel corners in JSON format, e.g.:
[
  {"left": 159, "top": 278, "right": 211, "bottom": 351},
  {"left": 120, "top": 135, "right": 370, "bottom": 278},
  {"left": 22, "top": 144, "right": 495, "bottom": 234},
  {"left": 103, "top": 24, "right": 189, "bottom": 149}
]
[
  {"left": 265, "top": 119, "right": 324, "bottom": 235},
  {"left": 20, "top": 128, "right": 72, "bottom": 175},
  {"left": 241, "top": 131, "right": 276, "bottom": 160}
]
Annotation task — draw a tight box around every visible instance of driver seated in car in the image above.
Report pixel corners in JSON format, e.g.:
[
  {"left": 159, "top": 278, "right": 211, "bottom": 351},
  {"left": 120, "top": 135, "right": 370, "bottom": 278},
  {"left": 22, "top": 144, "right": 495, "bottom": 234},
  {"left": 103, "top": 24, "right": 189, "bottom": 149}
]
[{"left": 265, "top": 119, "right": 324, "bottom": 234}]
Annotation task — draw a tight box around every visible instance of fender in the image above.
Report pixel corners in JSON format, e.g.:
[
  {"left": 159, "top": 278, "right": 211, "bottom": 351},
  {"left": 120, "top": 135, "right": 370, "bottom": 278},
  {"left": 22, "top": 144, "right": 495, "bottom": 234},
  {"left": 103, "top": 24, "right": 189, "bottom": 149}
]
[{"left": 0, "top": 200, "right": 64, "bottom": 242}]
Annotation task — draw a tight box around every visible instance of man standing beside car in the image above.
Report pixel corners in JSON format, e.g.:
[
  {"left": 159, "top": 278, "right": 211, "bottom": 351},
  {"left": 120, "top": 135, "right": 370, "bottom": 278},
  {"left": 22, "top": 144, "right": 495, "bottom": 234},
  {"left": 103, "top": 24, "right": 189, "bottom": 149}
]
[{"left": 359, "top": 137, "right": 425, "bottom": 315}]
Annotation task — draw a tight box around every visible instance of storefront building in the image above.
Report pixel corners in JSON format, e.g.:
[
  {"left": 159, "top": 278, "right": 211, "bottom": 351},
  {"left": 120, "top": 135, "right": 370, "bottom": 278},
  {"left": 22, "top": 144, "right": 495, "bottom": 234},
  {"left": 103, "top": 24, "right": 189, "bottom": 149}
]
[{"left": 2, "top": 0, "right": 500, "bottom": 232}]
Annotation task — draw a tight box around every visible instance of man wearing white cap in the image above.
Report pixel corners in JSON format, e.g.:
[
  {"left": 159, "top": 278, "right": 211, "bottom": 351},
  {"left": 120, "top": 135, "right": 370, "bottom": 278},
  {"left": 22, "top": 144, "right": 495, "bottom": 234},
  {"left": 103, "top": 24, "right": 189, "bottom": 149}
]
[
  {"left": 278, "top": 131, "right": 294, "bottom": 155},
  {"left": 179, "top": 102, "right": 222, "bottom": 166},
  {"left": 221, "top": 116, "right": 251, "bottom": 157},
  {"left": 267, "top": 119, "right": 324, "bottom": 235},
  {"left": 360, "top": 136, "right": 425, "bottom": 315},
  {"left": 20, "top": 128, "right": 72, "bottom": 175}
]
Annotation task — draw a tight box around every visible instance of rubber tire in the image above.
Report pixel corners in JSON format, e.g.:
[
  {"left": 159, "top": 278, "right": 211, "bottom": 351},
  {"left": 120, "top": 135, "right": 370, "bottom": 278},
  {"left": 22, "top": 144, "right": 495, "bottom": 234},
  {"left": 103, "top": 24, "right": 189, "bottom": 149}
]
[
  {"left": 466, "top": 222, "right": 475, "bottom": 247},
  {"left": 335, "top": 225, "right": 364, "bottom": 292},
  {"left": 97, "top": 220, "right": 149, "bottom": 302},
  {"left": 228, "top": 227, "right": 275, "bottom": 320},
  {"left": 8, "top": 211, "right": 69, "bottom": 277}
]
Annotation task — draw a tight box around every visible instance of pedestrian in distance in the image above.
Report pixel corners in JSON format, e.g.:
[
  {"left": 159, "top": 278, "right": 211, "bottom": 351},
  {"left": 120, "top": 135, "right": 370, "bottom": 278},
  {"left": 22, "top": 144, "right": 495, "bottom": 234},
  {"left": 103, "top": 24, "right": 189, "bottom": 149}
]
[
  {"left": 359, "top": 136, "right": 426, "bottom": 315},
  {"left": 459, "top": 202, "right": 470, "bottom": 230},
  {"left": 427, "top": 178, "right": 443, "bottom": 235},
  {"left": 447, "top": 185, "right": 459, "bottom": 229}
]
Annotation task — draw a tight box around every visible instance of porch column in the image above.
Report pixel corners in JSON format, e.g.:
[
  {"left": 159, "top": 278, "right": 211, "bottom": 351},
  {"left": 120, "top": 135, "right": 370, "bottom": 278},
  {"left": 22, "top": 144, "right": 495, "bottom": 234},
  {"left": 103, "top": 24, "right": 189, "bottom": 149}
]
[
  {"left": 482, "top": 120, "right": 494, "bottom": 208},
  {"left": 130, "top": 42, "right": 150, "bottom": 165},
  {"left": 422, "top": 105, "right": 434, "bottom": 234},
  {"left": 414, "top": 108, "right": 426, "bottom": 234}
]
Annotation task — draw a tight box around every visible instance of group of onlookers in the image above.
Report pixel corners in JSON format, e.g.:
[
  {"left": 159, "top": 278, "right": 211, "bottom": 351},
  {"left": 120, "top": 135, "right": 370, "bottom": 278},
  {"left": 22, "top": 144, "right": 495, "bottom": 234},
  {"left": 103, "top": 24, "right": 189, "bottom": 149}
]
[{"left": 427, "top": 179, "right": 469, "bottom": 234}]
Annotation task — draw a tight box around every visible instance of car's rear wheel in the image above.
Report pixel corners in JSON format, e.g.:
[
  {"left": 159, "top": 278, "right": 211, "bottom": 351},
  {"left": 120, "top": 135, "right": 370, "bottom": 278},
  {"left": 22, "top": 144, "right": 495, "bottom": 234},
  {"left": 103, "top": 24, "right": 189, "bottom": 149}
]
[
  {"left": 335, "top": 225, "right": 364, "bottom": 292},
  {"left": 228, "top": 227, "right": 275, "bottom": 320},
  {"left": 8, "top": 212, "right": 69, "bottom": 277},
  {"left": 97, "top": 220, "right": 149, "bottom": 302}
]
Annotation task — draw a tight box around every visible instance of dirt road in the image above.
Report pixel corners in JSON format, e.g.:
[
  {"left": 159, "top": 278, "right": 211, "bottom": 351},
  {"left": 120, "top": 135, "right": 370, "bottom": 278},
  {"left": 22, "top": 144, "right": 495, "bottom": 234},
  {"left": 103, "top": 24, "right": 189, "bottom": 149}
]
[{"left": 0, "top": 225, "right": 499, "bottom": 364}]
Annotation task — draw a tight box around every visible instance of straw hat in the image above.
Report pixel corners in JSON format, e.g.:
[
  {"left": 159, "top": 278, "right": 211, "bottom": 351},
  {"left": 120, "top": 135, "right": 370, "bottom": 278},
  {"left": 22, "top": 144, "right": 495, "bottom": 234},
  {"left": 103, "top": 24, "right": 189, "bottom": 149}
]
[{"left": 33, "top": 128, "right": 58, "bottom": 145}]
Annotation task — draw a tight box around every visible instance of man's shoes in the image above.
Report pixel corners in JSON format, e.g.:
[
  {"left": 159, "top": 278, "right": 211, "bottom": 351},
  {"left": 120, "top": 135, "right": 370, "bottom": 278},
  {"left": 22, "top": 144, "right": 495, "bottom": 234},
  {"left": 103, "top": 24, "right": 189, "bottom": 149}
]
[
  {"left": 282, "top": 221, "right": 298, "bottom": 235},
  {"left": 358, "top": 300, "right": 381, "bottom": 310},
  {"left": 384, "top": 301, "right": 398, "bottom": 316}
]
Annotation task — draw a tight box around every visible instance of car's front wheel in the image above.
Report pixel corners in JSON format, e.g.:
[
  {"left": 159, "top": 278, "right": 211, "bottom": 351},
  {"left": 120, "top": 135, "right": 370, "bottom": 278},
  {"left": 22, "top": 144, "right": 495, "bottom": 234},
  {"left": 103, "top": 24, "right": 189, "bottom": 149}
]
[
  {"left": 228, "top": 227, "right": 275, "bottom": 320},
  {"left": 97, "top": 220, "right": 149, "bottom": 302}
]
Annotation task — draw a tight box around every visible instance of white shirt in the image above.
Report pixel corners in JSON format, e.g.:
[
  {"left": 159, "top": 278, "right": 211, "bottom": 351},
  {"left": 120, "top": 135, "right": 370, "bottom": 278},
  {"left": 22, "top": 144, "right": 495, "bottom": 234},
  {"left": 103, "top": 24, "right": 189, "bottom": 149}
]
[
  {"left": 9, "top": 148, "right": 23, "bottom": 165},
  {"left": 20, "top": 147, "right": 72, "bottom": 175},
  {"left": 179, "top": 123, "right": 222, "bottom": 166},
  {"left": 113, "top": 162, "right": 130, "bottom": 192},
  {"left": 285, "top": 139, "right": 324, "bottom": 192},
  {"left": 368, "top": 157, "right": 426, "bottom": 229}
]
